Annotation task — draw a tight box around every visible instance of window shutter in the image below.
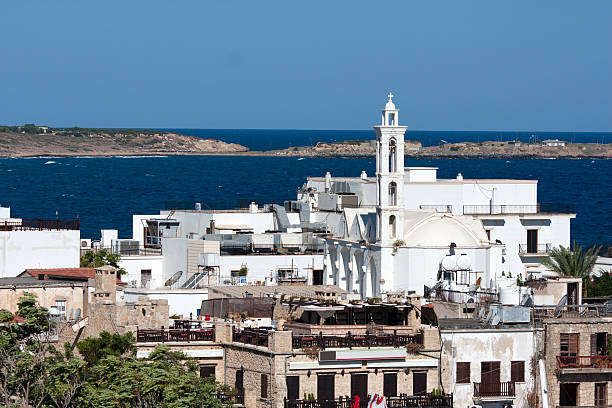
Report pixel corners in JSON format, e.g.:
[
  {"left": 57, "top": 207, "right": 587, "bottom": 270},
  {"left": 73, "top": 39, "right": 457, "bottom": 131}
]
[
  {"left": 456, "top": 362, "right": 470, "bottom": 384},
  {"left": 261, "top": 374, "right": 268, "bottom": 399},
  {"left": 511, "top": 361, "right": 525, "bottom": 383}
]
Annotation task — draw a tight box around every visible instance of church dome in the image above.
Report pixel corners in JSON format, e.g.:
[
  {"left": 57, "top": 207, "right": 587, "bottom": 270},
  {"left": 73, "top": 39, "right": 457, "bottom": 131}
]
[{"left": 385, "top": 100, "right": 396, "bottom": 110}]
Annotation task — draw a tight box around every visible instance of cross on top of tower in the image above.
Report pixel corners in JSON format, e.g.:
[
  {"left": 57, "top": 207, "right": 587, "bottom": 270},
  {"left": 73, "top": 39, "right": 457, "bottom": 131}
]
[
  {"left": 384, "top": 92, "right": 396, "bottom": 111},
  {"left": 387, "top": 92, "right": 394, "bottom": 102}
]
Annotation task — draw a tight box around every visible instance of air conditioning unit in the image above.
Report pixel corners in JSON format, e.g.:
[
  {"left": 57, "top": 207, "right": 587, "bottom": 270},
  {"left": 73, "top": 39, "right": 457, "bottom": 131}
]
[
  {"left": 111, "top": 239, "right": 140, "bottom": 256},
  {"left": 80, "top": 239, "right": 92, "bottom": 249}
]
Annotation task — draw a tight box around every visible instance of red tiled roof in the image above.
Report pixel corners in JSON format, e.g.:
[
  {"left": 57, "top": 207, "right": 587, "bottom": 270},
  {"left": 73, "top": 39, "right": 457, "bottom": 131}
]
[
  {"left": 21, "top": 268, "right": 123, "bottom": 284},
  {"left": 10, "top": 315, "right": 26, "bottom": 324}
]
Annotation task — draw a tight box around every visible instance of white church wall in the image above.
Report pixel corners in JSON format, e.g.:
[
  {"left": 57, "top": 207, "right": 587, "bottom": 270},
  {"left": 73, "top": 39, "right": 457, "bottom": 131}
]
[{"left": 0, "top": 230, "right": 80, "bottom": 278}]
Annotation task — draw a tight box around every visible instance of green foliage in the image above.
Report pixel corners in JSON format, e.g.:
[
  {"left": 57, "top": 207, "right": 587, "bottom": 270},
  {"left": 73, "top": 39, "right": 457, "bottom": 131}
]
[
  {"left": 0, "top": 309, "right": 13, "bottom": 323},
  {"left": 516, "top": 274, "right": 524, "bottom": 287},
  {"left": 588, "top": 269, "right": 612, "bottom": 297},
  {"left": 80, "top": 248, "right": 126, "bottom": 275},
  {"left": 22, "top": 123, "right": 42, "bottom": 134},
  {"left": 76, "top": 331, "right": 135, "bottom": 366},
  {"left": 449, "top": 146, "right": 460, "bottom": 151},
  {"left": 238, "top": 266, "right": 248, "bottom": 276},
  {"left": 540, "top": 241, "right": 601, "bottom": 279}
]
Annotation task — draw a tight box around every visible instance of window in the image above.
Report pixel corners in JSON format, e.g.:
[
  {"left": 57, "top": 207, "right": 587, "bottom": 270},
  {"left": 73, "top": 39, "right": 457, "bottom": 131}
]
[
  {"left": 595, "top": 383, "right": 607, "bottom": 407},
  {"left": 456, "top": 362, "right": 470, "bottom": 384},
  {"left": 199, "top": 365, "right": 215, "bottom": 380},
  {"left": 389, "top": 139, "right": 397, "bottom": 172},
  {"left": 312, "top": 269, "right": 324, "bottom": 286},
  {"left": 383, "top": 373, "right": 397, "bottom": 397},
  {"left": 591, "top": 333, "right": 608, "bottom": 356},
  {"left": 55, "top": 300, "right": 66, "bottom": 317},
  {"left": 286, "top": 376, "right": 299, "bottom": 401},
  {"left": 511, "top": 361, "right": 525, "bottom": 382},
  {"left": 560, "top": 333, "right": 579, "bottom": 356},
  {"left": 260, "top": 374, "right": 268, "bottom": 399},
  {"left": 480, "top": 361, "right": 500, "bottom": 384},
  {"left": 560, "top": 383, "right": 578, "bottom": 407},
  {"left": 485, "top": 230, "right": 491, "bottom": 241},
  {"left": 389, "top": 215, "right": 396, "bottom": 239}
]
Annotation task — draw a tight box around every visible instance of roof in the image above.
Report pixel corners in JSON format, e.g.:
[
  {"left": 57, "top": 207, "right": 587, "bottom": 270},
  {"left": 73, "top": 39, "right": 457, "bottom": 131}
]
[
  {"left": 21, "top": 267, "right": 122, "bottom": 284},
  {"left": 0, "top": 276, "right": 85, "bottom": 289},
  {"left": 402, "top": 211, "right": 488, "bottom": 247},
  {"left": 207, "top": 285, "right": 349, "bottom": 299}
]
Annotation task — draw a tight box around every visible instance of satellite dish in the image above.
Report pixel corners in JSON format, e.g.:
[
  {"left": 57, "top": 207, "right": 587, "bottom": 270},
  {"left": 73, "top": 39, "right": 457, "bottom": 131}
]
[
  {"left": 74, "top": 308, "right": 81, "bottom": 321},
  {"left": 554, "top": 294, "right": 568, "bottom": 317},
  {"left": 478, "top": 307, "right": 486, "bottom": 319},
  {"left": 491, "top": 314, "right": 501, "bottom": 326},
  {"left": 520, "top": 295, "right": 534, "bottom": 307}
]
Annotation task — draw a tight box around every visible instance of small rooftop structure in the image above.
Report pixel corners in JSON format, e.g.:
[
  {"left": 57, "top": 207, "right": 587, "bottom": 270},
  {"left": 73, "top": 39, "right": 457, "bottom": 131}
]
[
  {"left": 20, "top": 267, "right": 122, "bottom": 284},
  {"left": 207, "top": 284, "right": 349, "bottom": 300}
]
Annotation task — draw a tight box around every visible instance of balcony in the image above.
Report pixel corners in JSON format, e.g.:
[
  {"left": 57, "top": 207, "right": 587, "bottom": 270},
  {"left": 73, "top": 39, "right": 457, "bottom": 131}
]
[
  {"left": 419, "top": 205, "right": 452, "bottom": 213},
  {"left": 556, "top": 355, "right": 612, "bottom": 372},
  {"left": 136, "top": 327, "right": 214, "bottom": 343},
  {"left": 284, "top": 394, "right": 453, "bottom": 408},
  {"left": 518, "top": 243, "right": 552, "bottom": 254},
  {"left": 0, "top": 218, "right": 79, "bottom": 231},
  {"left": 292, "top": 331, "right": 423, "bottom": 350},
  {"left": 473, "top": 382, "right": 516, "bottom": 398},
  {"left": 463, "top": 203, "right": 574, "bottom": 215},
  {"left": 232, "top": 328, "right": 269, "bottom": 347}
]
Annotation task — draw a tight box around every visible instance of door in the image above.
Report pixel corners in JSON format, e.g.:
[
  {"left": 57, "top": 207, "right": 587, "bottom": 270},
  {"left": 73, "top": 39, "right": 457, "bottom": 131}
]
[
  {"left": 312, "top": 269, "right": 324, "bottom": 285},
  {"left": 480, "top": 361, "right": 501, "bottom": 395},
  {"left": 413, "top": 372, "right": 427, "bottom": 396},
  {"left": 383, "top": 373, "right": 397, "bottom": 397},
  {"left": 595, "top": 383, "right": 607, "bottom": 407},
  {"left": 567, "top": 282, "right": 578, "bottom": 305},
  {"left": 317, "top": 374, "right": 335, "bottom": 402},
  {"left": 351, "top": 373, "right": 368, "bottom": 403},
  {"left": 235, "top": 370, "right": 244, "bottom": 399},
  {"left": 286, "top": 376, "right": 299, "bottom": 401},
  {"left": 527, "top": 229, "right": 538, "bottom": 253},
  {"left": 141, "top": 269, "right": 152, "bottom": 288},
  {"left": 560, "top": 383, "right": 578, "bottom": 407}
]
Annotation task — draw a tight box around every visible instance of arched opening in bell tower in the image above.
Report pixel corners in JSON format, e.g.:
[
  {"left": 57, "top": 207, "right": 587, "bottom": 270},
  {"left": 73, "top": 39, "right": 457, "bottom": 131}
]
[
  {"left": 389, "top": 139, "right": 397, "bottom": 172},
  {"left": 389, "top": 215, "right": 396, "bottom": 239},
  {"left": 388, "top": 182, "right": 397, "bottom": 206}
]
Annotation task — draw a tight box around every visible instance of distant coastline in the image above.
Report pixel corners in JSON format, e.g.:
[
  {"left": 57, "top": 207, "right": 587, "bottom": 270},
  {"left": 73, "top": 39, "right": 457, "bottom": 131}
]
[{"left": 1, "top": 125, "right": 611, "bottom": 159}]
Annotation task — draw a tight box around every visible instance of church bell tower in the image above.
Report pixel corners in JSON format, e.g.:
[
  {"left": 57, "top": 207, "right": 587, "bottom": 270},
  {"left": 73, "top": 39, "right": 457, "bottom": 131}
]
[{"left": 374, "top": 92, "right": 408, "bottom": 244}]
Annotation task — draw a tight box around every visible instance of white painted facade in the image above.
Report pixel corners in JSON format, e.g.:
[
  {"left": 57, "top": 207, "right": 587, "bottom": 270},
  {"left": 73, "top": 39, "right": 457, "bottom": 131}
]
[
  {"left": 440, "top": 327, "right": 540, "bottom": 408},
  {"left": 304, "top": 95, "right": 574, "bottom": 298},
  {"left": 0, "top": 207, "right": 80, "bottom": 277}
]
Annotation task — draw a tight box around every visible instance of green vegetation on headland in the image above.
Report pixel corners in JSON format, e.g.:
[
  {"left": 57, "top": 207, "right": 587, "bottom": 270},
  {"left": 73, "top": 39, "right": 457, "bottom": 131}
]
[{"left": 0, "top": 292, "right": 232, "bottom": 408}]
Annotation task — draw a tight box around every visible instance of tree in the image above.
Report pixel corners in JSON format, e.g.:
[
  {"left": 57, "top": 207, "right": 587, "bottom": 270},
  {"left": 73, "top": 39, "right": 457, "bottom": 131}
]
[
  {"left": 80, "top": 249, "right": 126, "bottom": 275},
  {"left": 540, "top": 242, "right": 601, "bottom": 297},
  {"left": 76, "top": 331, "right": 135, "bottom": 366},
  {"left": 589, "top": 269, "right": 612, "bottom": 297}
]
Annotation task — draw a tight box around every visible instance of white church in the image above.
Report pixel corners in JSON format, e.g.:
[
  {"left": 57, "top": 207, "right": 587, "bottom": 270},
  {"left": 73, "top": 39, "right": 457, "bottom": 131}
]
[{"left": 303, "top": 94, "right": 574, "bottom": 299}]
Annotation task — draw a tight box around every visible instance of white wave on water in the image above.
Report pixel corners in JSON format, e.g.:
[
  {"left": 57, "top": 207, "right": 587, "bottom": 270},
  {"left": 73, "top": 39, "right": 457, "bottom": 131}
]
[
  {"left": 45, "top": 160, "right": 57, "bottom": 164},
  {"left": 297, "top": 157, "right": 305, "bottom": 161}
]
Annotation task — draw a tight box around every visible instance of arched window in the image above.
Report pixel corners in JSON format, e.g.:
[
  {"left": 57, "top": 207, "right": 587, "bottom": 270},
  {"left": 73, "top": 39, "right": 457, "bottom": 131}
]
[
  {"left": 388, "top": 182, "right": 397, "bottom": 206},
  {"left": 389, "top": 215, "right": 396, "bottom": 239},
  {"left": 389, "top": 139, "right": 397, "bottom": 173}
]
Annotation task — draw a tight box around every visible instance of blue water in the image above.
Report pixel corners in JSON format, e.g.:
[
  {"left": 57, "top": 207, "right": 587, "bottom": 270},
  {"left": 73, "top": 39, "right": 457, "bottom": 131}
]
[
  {"left": 0, "top": 155, "right": 610, "bottom": 247},
  {"left": 163, "top": 128, "right": 612, "bottom": 150}
]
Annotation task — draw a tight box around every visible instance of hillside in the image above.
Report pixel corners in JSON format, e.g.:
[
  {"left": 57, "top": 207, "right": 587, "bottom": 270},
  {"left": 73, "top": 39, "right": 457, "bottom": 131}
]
[{"left": 0, "top": 126, "right": 249, "bottom": 157}]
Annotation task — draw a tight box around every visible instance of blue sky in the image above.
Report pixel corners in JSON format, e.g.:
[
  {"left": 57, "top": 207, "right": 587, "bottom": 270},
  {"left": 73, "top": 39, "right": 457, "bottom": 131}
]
[{"left": 1, "top": 1, "right": 611, "bottom": 131}]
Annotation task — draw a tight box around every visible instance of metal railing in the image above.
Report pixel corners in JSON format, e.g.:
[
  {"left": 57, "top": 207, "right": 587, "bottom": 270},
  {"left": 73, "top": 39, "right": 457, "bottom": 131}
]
[
  {"left": 419, "top": 205, "right": 453, "bottom": 213},
  {"left": 0, "top": 218, "right": 79, "bottom": 231},
  {"left": 292, "top": 331, "right": 423, "bottom": 350},
  {"left": 214, "top": 392, "right": 244, "bottom": 405},
  {"left": 556, "top": 355, "right": 612, "bottom": 369},
  {"left": 473, "top": 382, "right": 515, "bottom": 398},
  {"left": 220, "top": 243, "right": 324, "bottom": 256},
  {"left": 136, "top": 327, "right": 214, "bottom": 343},
  {"left": 83, "top": 245, "right": 162, "bottom": 256},
  {"left": 285, "top": 394, "right": 453, "bottom": 408},
  {"left": 518, "top": 243, "right": 552, "bottom": 254},
  {"left": 530, "top": 304, "right": 612, "bottom": 322},
  {"left": 232, "top": 328, "right": 269, "bottom": 347},
  {"left": 463, "top": 203, "right": 574, "bottom": 215}
]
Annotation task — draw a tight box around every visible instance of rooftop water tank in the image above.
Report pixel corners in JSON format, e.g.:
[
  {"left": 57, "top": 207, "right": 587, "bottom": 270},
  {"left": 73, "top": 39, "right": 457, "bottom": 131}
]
[
  {"left": 457, "top": 254, "right": 471, "bottom": 270},
  {"left": 441, "top": 255, "right": 458, "bottom": 271}
]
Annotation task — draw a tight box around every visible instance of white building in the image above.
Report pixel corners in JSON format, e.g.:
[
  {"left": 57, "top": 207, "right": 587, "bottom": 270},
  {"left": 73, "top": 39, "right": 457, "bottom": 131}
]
[
  {"left": 439, "top": 316, "right": 540, "bottom": 408},
  {"left": 302, "top": 95, "right": 574, "bottom": 298},
  {"left": 541, "top": 139, "right": 566, "bottom": 147},
  {"left": 0, "top": 206, "right": 80, "bottom": 278}
]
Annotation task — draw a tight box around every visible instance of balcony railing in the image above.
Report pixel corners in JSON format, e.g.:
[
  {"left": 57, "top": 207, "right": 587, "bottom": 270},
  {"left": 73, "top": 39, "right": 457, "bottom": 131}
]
[
  {"left": 214, "top": 392, "right": 243, "bottom": 405},
  {"left": 0, "top": 218, "right": 79, "bottom": 231},
  {"left": 473, "top": 382, "right": 516, "bottom": 398},
  {"left": 419, "top": 205, "right": 453, "bottom": 213},
  {"left": 136, "top": 327, "right": 214, "bottom": 343},
  {"left": 232, "top": 328, "right": 269, "bottom": 347},
  {"left": 463, "top": 203, "right": 574, "bottom": 215},
  {"left": 530, "top": 304, "right": 612, "bottom": 322},
  {"left": 518, "top": 243, "right": 552, "bottom": 254},
  {"left": 292, "top": 331, "right": 423, "bottom": 350},
  {"left": 285, "top": 393, "right": 453, "bottom": 408},
  {"left": 556, "top": 355, "right": 612, "bottom": 370}
]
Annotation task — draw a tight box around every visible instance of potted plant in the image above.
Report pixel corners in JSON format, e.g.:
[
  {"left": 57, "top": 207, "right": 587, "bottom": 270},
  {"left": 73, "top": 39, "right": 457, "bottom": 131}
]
[{"left": 392, "top": 239, "right": 405, "bottom": 254}]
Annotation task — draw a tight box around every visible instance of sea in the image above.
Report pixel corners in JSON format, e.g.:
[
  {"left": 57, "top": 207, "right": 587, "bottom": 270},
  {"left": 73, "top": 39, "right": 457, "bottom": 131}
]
[{"left": 0, "top": 129, "right": 610, "bottom": 247}]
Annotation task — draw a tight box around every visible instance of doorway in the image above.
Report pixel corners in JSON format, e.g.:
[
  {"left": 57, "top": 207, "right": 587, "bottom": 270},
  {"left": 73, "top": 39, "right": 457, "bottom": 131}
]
[
  {"left": 317, "top": 374, "right": 335, "bottom": 402},
  {"left": 559, "top": 383, "right": 578, "bottom": 407},
  {"left": 351, "top": 374, "right": 368, "bottom": 403},
  {"left": 413, "top": 372, "right": 427, "bottom": 396},
  {"left": 527, "top": 229, "right": 538, "bottom": 253}
]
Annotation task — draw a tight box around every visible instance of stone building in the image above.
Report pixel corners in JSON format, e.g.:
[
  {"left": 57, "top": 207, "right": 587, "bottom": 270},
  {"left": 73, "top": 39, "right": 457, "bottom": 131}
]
[{"left": 541, "top": 309, "right": 611, "bottom": 408}]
